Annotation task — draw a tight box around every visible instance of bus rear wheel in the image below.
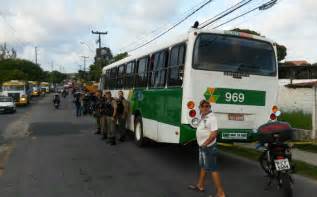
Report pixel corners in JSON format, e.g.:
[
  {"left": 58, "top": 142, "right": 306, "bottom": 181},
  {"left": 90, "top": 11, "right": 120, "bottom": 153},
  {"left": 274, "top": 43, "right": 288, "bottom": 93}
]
[{"left": 134, "top": 117, "right": 145, "bottom": 147}]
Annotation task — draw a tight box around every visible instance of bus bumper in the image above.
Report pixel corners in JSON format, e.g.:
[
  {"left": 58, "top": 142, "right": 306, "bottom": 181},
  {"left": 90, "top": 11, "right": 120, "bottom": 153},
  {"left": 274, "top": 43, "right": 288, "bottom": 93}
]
[{"left": 179, "top": 125, "right": 258, "bottom": 144}]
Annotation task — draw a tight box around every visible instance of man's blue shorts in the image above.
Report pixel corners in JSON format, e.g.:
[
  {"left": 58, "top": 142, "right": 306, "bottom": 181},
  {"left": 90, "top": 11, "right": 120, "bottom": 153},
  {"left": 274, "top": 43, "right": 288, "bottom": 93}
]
[{"left": 199, "top": 145, "right": 219, "bottom": 172}]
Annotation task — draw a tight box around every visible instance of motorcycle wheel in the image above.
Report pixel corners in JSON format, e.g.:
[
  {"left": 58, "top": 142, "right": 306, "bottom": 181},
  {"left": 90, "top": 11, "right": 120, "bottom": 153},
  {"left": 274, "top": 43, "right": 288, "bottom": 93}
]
[
  {"left": 281, "top": 173, "right": 293, "bottom": 197},
  {"left": 259, "top": 150, "right": 272, "bottom": 175}
]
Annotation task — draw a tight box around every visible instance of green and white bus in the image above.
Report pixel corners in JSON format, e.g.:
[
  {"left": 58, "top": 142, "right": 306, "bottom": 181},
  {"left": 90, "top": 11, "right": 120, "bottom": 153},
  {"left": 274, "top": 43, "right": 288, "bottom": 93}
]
[{"left": 100, "top": 29, "right": 278, "bottom": 146}]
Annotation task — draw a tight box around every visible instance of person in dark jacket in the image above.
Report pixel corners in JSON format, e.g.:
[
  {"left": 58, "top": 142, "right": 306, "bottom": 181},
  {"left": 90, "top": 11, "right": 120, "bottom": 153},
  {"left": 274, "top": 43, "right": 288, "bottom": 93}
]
[
  {"left": 93, "top": 91, "right": 103, "bottom": 134},
  {"left": 117, "top": 91, "right": 129, "bottom": 142},
  {"left": 74, "top": 93, "right": 81, "bottom": 117},
  {"left": 104, "top": 91, "right": 117, "bottom": 145}
]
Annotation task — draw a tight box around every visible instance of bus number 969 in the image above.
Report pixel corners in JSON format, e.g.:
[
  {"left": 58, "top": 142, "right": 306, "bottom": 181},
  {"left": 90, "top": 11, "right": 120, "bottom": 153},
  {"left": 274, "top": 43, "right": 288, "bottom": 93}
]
[{"left": 225, "top": 92, "right": 245, "bottom": 103}]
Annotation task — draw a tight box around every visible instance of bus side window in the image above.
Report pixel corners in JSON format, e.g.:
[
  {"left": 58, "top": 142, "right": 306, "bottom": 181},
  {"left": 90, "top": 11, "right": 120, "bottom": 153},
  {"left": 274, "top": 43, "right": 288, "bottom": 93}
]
[
  {"left": 150, "top": 50, "right": 168, "bottom": 88},
  {"left": 168, "top": 43, "right": 186, "bottom": 87},
  {"left": 124, "top": 61, "right": 135, "bottom": 89},
  {"left": 136, "top": 57, "right": 148, "bottom": 88},
  {"left": 149, "top": 53, "right": 159, "bottom": 88},
  {"left": 117, "top": 64, "right": 126, "bottom": 89},
  {"left": 110, "top": 67, "right": 118, "bottom": 90},
  {"left": 105, "top": 70, "right": 111, "bottom": 90}
]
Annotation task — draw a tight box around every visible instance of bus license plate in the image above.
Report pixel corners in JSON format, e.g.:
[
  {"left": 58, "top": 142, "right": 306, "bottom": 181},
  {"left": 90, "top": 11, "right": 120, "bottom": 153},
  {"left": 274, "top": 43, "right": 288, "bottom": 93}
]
[
  {"left": 274, "top": 159, "right": 291, "bottom": 171},
  {"left": 228, "top": 114, "right": 244, "bottom": 121},
  {"left": 222, "top": 133, "right": 248, "bottom": 140}
]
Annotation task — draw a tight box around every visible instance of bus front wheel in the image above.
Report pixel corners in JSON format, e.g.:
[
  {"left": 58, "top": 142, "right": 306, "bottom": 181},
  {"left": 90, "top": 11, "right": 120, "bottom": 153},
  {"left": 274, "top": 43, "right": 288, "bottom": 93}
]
[{"left": 134, "top": 117, "right": 145, "bottom": 147}]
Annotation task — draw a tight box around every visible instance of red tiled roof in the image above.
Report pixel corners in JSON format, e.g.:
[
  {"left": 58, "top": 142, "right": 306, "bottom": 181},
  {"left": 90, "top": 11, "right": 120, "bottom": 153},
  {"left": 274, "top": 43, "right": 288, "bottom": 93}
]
[
  {"left": 286, "top": 80, "right": 317, "bottom": 88},
  {"left": 285, "top": 60, "right": 310, "bottom": 66}
]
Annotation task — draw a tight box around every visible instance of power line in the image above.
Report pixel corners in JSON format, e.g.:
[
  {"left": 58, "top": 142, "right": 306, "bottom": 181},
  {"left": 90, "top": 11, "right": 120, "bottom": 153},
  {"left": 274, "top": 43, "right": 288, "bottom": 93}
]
[
  {"left": 199, "top": 0, "right": 251, "bottom": 28},
  {"left": 127, "top": 0, "right": 214, "bottom": 53},
  {"left": 211, "top": 0, "right": 278, "bottom": 29},
  {"left": 119, "top": 0, "right": 212, "bottom": 52},
  {"left": 0, "top": 13, "right": 27, "bottom": 49},
  {"left": 199, "top": 0, "right": 253, "bottom": 29}
]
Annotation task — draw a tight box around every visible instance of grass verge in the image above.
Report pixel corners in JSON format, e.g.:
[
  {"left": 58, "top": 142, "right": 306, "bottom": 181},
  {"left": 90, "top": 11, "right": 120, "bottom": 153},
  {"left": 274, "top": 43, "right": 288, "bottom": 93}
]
[
  {"left": 294, "top": 143, "right": 317, "bottom": 154},
  {"left": 218, "top": 144, "right": 317, "bottom": 181},
  {"left": 278, "top": 111, "right": 312, "bottom": 130}
]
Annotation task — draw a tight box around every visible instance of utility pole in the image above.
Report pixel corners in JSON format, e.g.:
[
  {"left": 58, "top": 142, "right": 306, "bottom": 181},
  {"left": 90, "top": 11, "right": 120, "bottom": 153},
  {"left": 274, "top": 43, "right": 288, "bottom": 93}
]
[
  {"left": 51, "top": 61, "right": 54, "bottom": 71},
  {"left": 80, "top": 56, "right": 89, "bottom": 72},
  {"left": 35, "top": 46, "right": 38, "bottom": 65},
  {"left": 91, "top": 30, "right": 108, "bottom": 49}
]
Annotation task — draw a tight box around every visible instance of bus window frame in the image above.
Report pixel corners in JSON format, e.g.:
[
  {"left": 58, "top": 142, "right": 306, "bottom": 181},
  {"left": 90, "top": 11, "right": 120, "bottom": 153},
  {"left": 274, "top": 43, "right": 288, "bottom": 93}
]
[
  {"left": 149, "top": 49, "right": 169, "bottom": 89},
  {"left": 117, "top": 64, "right": 126, "bottom": 89},
  {"left": 124, "top": 61, "right": 136, "bottom": 89},
  {"left": 109, "top": 67, "right": 118, "bottom": 90},
  {"left": 135, "top": 56, "right": 149, "bottom": 88},
  {"left": 167, "top": 43, "right": 186, "bottom": 87}
]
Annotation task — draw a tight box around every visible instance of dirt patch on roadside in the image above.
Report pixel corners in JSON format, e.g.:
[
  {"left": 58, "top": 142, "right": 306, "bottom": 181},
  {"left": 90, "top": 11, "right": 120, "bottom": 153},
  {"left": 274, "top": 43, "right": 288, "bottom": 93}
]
[
  {"left": 2, "top": 112, "right": 31, "bottom": 140},
  {"left": 0, "top": 143, "right": 15, "bottom": 176}
]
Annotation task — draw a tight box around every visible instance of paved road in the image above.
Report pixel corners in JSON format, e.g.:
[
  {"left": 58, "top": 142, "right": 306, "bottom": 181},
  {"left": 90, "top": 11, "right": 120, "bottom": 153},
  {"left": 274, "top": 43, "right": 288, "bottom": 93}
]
[
  {"left": 0, "top": 96, "right": 44, "bottom": 144},
  {"left": 0, "top": 95, "right": 316, "bottom": 197}
]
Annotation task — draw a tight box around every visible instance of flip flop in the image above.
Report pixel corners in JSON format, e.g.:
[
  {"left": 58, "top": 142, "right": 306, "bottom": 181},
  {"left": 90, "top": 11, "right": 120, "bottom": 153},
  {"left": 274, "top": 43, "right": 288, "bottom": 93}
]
[{"left": 187, "top": 184, "right": 205, "bottom": 192}]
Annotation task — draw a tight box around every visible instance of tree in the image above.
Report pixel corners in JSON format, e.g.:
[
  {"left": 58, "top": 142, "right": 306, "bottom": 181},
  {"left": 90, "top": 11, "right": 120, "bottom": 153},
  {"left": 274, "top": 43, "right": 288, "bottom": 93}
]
[
  {"left": 0, "top": 58, "right": 45, "bottom": 84},
  {"left": 88, "top": 64, "right": 102, "bottom": 81},
  {"left": 49, "top": 71, "right": 67, "bottom": 84},
  {"left": 231, "top": 28, "right": 287, "bottom": 62},
  {"left": 109, "top": 52, "right": 128, "bottom": 64},
  {"left": 0, "top": 58, "right": 67, "bottom": 85},
  {"left": 0, "top": 43, "right": 17, "bottom": 60},
  {"left": 84, "top": 51, "right": 129, "bottom": 82}
]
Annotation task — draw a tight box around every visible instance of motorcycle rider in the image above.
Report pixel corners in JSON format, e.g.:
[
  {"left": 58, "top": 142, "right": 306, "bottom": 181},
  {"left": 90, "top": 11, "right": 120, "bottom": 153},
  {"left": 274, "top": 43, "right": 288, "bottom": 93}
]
[
  {"left": 62, "top": 88, "right": 67, "bottom": 98},
  {"left": 53, "top": 94, "right": 61, "bottom": 107}
]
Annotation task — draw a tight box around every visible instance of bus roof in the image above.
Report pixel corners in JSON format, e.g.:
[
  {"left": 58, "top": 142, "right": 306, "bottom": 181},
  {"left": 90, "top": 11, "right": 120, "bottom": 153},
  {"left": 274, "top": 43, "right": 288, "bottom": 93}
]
[
  {"left": 2, "top": 80, "right": 26, "bottom": 86},
  {"left": 29, "top": 81, "right": 39, "bottom": 85},
  {"left": 102, "top": 28, "right": 275, "bottom": 74}
]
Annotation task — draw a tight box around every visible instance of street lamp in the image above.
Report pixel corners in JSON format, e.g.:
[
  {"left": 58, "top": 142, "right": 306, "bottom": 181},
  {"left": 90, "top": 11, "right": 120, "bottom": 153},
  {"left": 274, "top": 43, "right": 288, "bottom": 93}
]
[{"left": 80, "top": 41, "right": 94, "bottom": 53}]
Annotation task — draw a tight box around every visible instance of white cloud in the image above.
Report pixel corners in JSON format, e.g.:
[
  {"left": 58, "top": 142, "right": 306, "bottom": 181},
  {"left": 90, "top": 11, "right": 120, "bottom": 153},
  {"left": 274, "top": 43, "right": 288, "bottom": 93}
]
[{"left": 0, "top": 0, "right": 316, "bottom": 73}]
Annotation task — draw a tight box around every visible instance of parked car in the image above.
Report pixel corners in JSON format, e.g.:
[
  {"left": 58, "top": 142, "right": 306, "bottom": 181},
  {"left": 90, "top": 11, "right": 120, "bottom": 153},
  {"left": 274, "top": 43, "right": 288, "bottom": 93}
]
[{"left": 0, "top": 96, "right": 16, "bottom": 113}]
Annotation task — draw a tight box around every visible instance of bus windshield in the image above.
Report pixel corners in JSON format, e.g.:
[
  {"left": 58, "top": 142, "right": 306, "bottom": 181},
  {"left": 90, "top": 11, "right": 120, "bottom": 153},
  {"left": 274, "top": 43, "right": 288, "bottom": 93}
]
[
  {"left": 2, "top": 85, "right": 25, "bottom": 91},
  {"left": 193, "top": 33, "right": 277, "bottom": 76}
]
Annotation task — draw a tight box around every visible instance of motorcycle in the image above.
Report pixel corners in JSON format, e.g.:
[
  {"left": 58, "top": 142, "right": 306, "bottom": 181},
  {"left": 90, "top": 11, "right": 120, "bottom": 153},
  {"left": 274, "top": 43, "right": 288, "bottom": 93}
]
[
  {"left": 257, "top": 121, "right": 295, "bottom": 197},
  {"left": 54, "top": 102, "right": 59, "bottom": 109}
]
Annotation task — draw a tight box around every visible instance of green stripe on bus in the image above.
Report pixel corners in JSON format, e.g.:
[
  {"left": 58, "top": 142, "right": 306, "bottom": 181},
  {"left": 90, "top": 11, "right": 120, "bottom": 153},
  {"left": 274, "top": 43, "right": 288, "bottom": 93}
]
[
  {"left": 204, "top": 87, "right": 266, "bottom": 106},
  {"left": 130, "top": 87, "right": 182, "bottom": 126},
  {"left": 180, "top": 124, "right": 196, "bottom": 144}
]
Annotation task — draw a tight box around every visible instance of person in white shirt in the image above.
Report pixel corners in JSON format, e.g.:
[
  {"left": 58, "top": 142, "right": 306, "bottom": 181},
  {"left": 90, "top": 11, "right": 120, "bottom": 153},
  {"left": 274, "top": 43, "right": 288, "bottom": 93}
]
[{"left": 188, "top": 100, "right": 226, "bottom": 197}]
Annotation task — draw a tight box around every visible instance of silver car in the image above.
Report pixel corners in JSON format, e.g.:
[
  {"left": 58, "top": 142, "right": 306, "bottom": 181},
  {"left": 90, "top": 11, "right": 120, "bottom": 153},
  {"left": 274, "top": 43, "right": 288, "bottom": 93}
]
[{"left": 0, "top": 96, "right": 16, "bottom": 113}]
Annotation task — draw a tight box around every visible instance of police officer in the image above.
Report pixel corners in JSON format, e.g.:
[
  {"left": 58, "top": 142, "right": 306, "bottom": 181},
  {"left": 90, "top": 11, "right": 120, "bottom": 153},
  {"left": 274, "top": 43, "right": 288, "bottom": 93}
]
[
  {"left": 93, "top": 91, "right": 103, "bottom": 135},
  {"left": 104, "top": 91, "right": 117, "bottom": 145},
  {"left": 117, "top": 91, "right": 129, "bottom": 142},
  {"left": 100, "top": 93, "right": 108, "bottom": 140}
]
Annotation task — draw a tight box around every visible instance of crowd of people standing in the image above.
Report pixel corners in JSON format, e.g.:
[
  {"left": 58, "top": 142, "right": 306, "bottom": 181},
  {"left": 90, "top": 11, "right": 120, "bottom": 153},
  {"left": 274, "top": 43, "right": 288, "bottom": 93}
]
[{"left": 73, "top": 89, "right": 129, "bottom": 146}]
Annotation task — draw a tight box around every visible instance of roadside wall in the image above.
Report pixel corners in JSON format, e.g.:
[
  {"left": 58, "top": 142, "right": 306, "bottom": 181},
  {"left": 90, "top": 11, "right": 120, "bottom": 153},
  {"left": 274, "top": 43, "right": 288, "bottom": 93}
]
[{"left": 278, "top": 85, "right": 313, "bottom": 114}]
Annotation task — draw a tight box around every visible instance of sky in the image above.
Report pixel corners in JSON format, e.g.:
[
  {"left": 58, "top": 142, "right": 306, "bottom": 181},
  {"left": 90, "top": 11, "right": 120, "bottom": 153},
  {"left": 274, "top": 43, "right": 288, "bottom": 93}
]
[{"left": 0, "top": 0, "right": 316, "bottom": 73}]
